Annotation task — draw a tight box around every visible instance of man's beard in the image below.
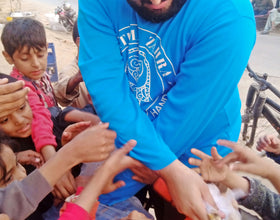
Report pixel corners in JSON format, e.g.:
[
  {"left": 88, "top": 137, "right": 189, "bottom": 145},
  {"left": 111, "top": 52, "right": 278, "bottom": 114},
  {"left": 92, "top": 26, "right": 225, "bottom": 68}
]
[{"left": 127, "top": 0, "right": 187, "bottom": 23}]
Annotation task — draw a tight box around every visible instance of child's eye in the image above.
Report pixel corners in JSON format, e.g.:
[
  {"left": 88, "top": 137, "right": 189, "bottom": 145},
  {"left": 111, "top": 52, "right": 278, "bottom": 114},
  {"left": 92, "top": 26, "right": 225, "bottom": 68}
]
[
  {"left": 19, "top": 104, "right": 26, "bottom": 111},
  {"left": 37, "top": 53, "right": 45, "bottom": 58},
  {"left": 0, "top": 118, "right": 8, "bottom": 124}
]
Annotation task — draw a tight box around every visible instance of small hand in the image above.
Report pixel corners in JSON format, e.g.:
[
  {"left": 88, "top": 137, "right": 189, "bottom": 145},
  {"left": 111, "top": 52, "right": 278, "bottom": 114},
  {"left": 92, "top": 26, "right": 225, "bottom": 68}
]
[
  {"left": 0, "top": 79, "right": 29, "bottom": 118},
  {"left": 218, "top": 139, "right": 274, "bottom": 179},
  {"left": 16, "top": 150, "right": 44, "bottom": 168},
  {"left": 99, "top": 140, "right": 140, "bottom": 194},
  {"left": 52, "top": 170, "right": 76, "bottom": 200},
  {"left": 189, "top": 147, "right": 228, "bottom": 183},
  {"left": 256, "top": 135, "right": 280, "bottom": 155},
  {"left": 61, "top": 121, "right": 92, "bottom": 146},
  {"left": 68, "top": 122, "right": 117, "bottom": 163}
]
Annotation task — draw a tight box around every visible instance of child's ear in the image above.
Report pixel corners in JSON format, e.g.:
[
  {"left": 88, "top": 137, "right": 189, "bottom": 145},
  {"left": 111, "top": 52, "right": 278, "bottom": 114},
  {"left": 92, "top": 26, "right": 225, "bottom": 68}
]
[{"left": 2, "top": 51, "right": 14, "bottom": 65}]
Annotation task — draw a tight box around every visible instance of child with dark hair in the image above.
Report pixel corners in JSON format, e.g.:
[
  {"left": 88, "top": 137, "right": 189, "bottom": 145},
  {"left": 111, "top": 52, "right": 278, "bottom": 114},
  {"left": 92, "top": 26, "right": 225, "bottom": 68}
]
[
  {"left": 1, "top": 18, "right": 100, "bottom": 203},
  {"left": 0, "top": 128, "right": 150, "bottom": 220},
  {"left": 1, "top": 18, "right": 59, "bottom": 163}
]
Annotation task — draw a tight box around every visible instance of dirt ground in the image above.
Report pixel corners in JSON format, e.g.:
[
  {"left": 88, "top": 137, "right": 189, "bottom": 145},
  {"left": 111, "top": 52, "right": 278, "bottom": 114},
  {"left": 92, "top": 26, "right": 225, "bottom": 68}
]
[{"left": 0, "top": 0, "right": 76, "bottom": 75}]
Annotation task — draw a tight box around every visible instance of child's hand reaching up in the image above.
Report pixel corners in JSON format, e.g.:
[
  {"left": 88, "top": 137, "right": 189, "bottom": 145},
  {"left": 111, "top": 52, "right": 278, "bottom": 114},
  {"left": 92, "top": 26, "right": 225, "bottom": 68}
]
[
  {"left": 189, "top": 142, "right": 251, "bottom": 198},
  {"left": 256, "top": 135, "right": 280, "bottom": 155},
  {"left": 61, "top": 121, "right": 92, "bottom": 146},
  {"left": 189, "top": 147, "right": 229, "bottom": 183}
]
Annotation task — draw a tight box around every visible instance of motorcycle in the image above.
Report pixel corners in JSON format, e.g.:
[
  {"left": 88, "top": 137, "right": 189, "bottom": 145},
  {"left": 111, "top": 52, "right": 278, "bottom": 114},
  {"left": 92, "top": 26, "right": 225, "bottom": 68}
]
[{"left": 54, "top": 2, "right": 76, "bottom": 32}]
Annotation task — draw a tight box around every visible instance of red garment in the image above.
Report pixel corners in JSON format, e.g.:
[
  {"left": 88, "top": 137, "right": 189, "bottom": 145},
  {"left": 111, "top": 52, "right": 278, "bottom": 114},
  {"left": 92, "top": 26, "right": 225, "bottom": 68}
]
[
  {"left": 59, "top": 187, "right": 98, "bottom": 220},
  {"left": 59, "top": 203, "right": 91, "bottom": 220},
  {"left": 11, "top": 68, "right": 57, "bottom": 152}
]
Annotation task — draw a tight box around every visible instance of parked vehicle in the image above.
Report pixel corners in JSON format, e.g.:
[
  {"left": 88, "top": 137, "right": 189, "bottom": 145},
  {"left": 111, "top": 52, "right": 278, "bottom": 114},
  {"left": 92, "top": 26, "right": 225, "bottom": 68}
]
[{"left": 54, "top": 2, "right": 76, "bottom": 32}]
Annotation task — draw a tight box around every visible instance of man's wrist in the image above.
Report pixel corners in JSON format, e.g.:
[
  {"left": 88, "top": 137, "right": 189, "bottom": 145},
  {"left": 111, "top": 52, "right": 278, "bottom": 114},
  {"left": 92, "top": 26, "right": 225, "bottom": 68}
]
[{"left": 158, "top": 159, "right": 190, "bottom": 181}]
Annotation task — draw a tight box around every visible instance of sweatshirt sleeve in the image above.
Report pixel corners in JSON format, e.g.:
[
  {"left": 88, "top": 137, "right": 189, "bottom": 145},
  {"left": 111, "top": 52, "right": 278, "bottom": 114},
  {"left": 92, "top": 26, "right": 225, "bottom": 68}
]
[
  {"left": 238, "top": 177, "right": 280, "bottom": 219},
  {"left": 26, "top": 81, "right": 57, "bottom": 152},
  {"left": 78, "top": 0, "right": 176, "bottom": 171},
  {"left": 0, "top": 170, "right": 53, "bottom": 220},
  {"left": 59, "top": 203, "right": 91, "bottom": 220}
]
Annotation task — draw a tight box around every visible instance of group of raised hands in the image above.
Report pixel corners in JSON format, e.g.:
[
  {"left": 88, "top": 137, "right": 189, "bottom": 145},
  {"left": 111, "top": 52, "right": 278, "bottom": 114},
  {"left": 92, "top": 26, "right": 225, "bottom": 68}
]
[
  {"left": 0, "top": 77, "right": 151, "bottom": 220},
  {"left": 2, "top": 77, "right": 280, "bottom": 219},
  {"left": 188, "top": 135, "right": 280, "bottom": 219},
  {"left": 189, "top": 135, "right": 280, "bottom": 192}
]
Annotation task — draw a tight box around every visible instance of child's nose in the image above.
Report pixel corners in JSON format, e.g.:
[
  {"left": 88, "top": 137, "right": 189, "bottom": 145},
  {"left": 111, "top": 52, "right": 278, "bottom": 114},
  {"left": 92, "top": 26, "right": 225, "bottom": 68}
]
[
  {"left": 13, "top": 113, "right": 24, "bottom": 125},
  {"left": 31, "top": 57, "right": 40, "bottom": 67}
]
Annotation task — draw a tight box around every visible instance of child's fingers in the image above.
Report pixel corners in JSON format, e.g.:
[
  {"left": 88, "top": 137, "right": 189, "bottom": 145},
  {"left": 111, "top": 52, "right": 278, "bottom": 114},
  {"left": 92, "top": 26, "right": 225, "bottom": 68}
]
[
  {"left": 219, "top": 152, "right": 239, "bottom": 165},
  {"left": 211, "top": 147, "right": 222, "bottom": 160},
  {"left": 98, "top": 122, "right": 109, "bottom": 129},
  {"left": 120, "top": 139, "right": 137, "bottom": 154},
  {"left": 188, "top": 158, "right": 202, "bottom": 167},
  {"left": 104, "top": 180, "right": 126, "bottom": 194},
  {"left": 190, "top": 148, "right": 209, "bottom": 159}
]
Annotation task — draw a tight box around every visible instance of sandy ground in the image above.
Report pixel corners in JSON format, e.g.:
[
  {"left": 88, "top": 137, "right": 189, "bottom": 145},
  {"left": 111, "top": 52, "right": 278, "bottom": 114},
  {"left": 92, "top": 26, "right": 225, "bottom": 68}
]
[
  {"left": 0, "top": 0, "right": 76, "bottom": 74},
  {"left": 0, "top": 1, "right": 280, "bottom": 219}
]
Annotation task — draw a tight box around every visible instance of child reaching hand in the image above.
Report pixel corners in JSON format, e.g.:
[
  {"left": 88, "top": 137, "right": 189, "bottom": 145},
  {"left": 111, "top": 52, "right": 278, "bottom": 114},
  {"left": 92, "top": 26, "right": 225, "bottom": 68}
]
[
  {"left": 257, "top": 134, "right": 280, "bottom": 164},
  {"left": 1, "top": 18, "right": 100, "bottom": 201},
  {"left": 257, "top": 134, "right": 280, "bottom": 154},
  {"left": 1, "top": 18, "right": 100, "bottom": 157},
  {"left": 189, "top": 139, "right": 280, "bottom": 219},
  {"left": 1, "top": 17, "right": 59, "bottom": 159}
]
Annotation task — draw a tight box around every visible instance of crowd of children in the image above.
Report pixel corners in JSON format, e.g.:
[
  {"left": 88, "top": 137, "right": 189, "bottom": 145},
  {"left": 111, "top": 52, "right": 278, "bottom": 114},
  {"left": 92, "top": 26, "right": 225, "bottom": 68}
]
[{"left": 0, "top": 15, "right": 279, "bottom": 220}]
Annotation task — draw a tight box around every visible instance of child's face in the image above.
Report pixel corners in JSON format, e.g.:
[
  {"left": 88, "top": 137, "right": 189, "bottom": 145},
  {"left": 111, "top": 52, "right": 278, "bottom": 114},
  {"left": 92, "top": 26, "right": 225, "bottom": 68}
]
[
  {"left": 0, "top": 145, "right": 26, "bottom": 187},
  {"left": 10, "top": 45, "right": 48, "bottom": 80},
  {"left": 0, "top": 101, "right": 33, "bottom": 138}
]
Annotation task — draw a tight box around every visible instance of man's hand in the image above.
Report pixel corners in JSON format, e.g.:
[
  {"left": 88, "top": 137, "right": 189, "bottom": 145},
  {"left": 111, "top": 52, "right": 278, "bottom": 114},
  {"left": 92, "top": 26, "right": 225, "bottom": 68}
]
[
  {"left": 0, "top": 79, "right": 29, "bottom": 118},
  {"left": 159, "top": 160, "right": 218, "bottom": 220},
  {"left": 61, "top": 121, "right": 92, "bottom": 146},
  {"left": 16, "top": 150, "right": 44, "bottom": 168}
]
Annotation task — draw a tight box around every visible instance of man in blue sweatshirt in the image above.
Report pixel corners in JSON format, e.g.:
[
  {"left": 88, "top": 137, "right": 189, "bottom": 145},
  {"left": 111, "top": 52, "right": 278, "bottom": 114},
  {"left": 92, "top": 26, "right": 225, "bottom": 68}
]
[{"left": 78, "top": 0, "right": 256, "bottom": 219}]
